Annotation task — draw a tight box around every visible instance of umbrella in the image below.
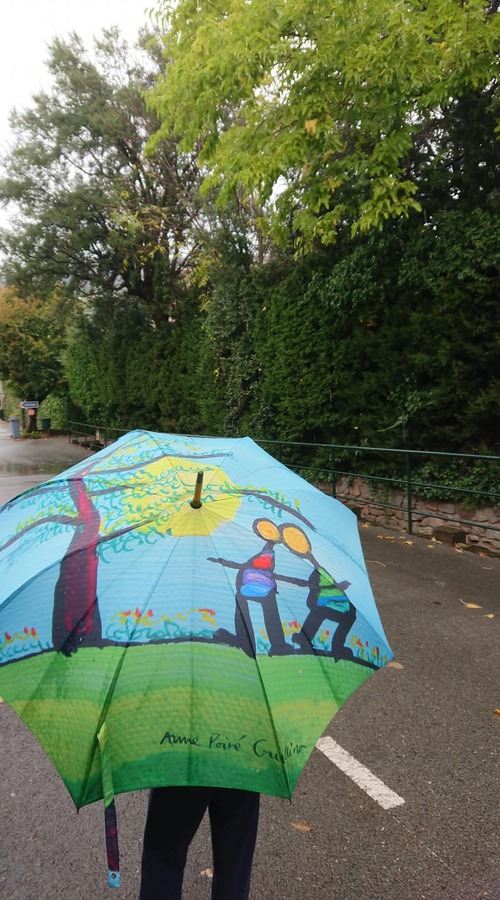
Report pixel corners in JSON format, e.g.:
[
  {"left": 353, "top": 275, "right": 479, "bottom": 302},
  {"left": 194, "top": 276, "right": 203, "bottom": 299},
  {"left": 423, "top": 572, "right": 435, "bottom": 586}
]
[{"left": 0, "top": 430, "right": 393, "bottom": 886}]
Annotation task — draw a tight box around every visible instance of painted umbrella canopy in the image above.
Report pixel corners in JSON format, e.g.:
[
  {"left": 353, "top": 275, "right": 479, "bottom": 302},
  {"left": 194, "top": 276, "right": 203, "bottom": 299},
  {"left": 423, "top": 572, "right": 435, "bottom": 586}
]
[{"left": 0, "top": 431, "right": 392, "bottom": 876}]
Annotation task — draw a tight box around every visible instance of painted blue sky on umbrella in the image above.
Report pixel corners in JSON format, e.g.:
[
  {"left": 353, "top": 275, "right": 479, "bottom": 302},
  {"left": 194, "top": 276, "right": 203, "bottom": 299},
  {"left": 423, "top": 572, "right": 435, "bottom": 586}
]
[{"left": 0, "top": 431, "right": 391, "bottom": 669}]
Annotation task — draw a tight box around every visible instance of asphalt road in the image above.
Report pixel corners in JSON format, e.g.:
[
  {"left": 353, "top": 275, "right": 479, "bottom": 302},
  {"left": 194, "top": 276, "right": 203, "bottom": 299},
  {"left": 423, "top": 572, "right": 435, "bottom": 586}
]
[
  {"left": 0, "top": 425, "right": 499, "bottom": 899},
  {"left": 0, "top": 423, "right": 94, "bottom": 505}
]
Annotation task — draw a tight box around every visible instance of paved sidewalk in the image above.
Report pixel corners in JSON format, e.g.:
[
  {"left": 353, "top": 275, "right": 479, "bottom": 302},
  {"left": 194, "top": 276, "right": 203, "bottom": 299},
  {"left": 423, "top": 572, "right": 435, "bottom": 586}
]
[
  {"left": 0, "top": 424, "right": 499, "bottom": 899},
  {"left": 0, "top": 421, "right": 93, "bottom": 505}
]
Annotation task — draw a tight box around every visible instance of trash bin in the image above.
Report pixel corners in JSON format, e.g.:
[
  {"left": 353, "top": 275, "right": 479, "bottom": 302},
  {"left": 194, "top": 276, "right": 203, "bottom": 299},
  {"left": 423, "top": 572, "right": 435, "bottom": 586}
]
[
  {"left": 41, "top": 417, "right": 51, "bottom": 432},
  {"left": 9, "top": 416, "right": 21, "bottom": 439}
]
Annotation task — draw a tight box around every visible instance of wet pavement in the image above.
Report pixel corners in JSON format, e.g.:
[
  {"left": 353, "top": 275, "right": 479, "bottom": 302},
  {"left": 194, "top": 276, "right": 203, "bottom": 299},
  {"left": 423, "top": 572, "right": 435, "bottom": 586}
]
[
  {"left": 0, "top": 421, "right": 93, "bottom": 505},
  {"left": 0, "top": 423, "right": 499, "bottom": 899}
]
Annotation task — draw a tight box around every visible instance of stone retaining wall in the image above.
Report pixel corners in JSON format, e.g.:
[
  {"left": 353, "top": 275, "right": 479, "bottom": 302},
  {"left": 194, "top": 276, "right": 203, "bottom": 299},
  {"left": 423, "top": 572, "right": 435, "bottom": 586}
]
[{"left": 320, "top": 476, "right": 500, "bottom": 556}]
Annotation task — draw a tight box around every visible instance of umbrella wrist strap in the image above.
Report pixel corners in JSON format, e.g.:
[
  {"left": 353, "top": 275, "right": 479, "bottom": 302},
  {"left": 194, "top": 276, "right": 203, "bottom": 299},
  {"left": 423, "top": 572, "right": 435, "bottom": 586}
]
[{"left": 97, "top": 723, "right": 121, "bottom": 888}]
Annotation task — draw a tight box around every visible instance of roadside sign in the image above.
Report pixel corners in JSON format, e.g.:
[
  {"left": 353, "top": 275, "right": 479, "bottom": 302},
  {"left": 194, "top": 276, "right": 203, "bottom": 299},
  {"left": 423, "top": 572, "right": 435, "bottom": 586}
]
[{"left": 19, "top": 401, "right": 39, "bottom": 409}]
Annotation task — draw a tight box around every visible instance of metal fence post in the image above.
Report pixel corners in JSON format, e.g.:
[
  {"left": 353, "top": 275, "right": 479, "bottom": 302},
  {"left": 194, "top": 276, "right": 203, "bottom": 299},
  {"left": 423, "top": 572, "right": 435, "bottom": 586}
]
[{"left": 405, "top": 451, "right": 413, "bottom": 534}]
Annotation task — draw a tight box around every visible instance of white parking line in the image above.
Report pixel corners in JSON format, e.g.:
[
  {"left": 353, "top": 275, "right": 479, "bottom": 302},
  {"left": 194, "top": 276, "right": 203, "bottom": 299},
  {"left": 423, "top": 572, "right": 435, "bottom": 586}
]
[{"left": 316, "top": 736, "right": 405, "bottom": 810}]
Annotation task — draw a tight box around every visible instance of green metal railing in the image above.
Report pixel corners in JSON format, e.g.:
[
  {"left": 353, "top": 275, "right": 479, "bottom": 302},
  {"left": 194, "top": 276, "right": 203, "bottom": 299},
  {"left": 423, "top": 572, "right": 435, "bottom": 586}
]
[
  {"left": 68, "top": 421, "right": 127, "bottom": 449},
  {"left": 256, "top": 440, "right": 500, "bottom": 536},
  {"left": 68, "top": 423, "right": 500, "bottom": 536}
]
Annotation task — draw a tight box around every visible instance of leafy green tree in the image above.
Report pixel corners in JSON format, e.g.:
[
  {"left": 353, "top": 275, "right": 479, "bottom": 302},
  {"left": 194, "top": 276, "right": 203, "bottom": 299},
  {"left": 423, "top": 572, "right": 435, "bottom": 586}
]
[
  {"left": 150, "top": 0, "right": 500, "bottom": 249},
  {"left": 256, "top": 208, "right": 500, "bottom": 452},
  {"left": 0, "top": 287, "right": 67, "bottom": 426},
  {"left": 178, "top": 205, "right": 500, "bottom": 455},
  {"left": 195, "top": 220, "right": 265, "bottom": 436},
  {"left": 120, "top": 290, "right": 205, "bottom": 433},
  {"left": 0, "top": 27, "right": 214, "bottom": 434},
  {"left": 65, "top": 284, "right": 206, "bottom": 432},
  {"left": 397, "top": 208, "right": 500, "bottom": 450},
  {"left": 0, "top": 28, "right": 201, "bottom": 325}
]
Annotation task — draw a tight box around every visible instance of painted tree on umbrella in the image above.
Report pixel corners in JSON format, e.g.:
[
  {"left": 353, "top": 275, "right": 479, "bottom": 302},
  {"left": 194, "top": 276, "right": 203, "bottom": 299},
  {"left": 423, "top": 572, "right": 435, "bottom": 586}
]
[
  {"left": 0, "top": 432, "right": 241, "bottom": 659},
  {"left": 0, "top": 431, "right": 392, "bottom": 810}
]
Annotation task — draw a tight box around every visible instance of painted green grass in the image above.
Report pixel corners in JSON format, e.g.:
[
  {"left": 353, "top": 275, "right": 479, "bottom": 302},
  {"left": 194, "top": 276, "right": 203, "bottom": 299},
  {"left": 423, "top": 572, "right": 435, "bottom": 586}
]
[{"left": 0, "top": 643, "right": 375, "bottom": 806}]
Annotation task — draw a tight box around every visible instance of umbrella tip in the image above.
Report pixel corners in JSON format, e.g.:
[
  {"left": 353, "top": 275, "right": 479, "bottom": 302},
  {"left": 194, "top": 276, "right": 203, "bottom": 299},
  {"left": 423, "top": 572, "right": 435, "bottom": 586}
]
[{"left": 190, "top": 471, "right": 204, "bottom": 509}]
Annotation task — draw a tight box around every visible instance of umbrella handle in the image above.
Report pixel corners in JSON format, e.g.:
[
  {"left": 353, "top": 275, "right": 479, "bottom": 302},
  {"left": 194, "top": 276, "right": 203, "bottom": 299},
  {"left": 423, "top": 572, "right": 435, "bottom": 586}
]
[
  {"left": 104, "top": 801, "right": 120, "bottom": 888},
  {"left": 97, "top": 723, "right": 121, "bottom": 888}
]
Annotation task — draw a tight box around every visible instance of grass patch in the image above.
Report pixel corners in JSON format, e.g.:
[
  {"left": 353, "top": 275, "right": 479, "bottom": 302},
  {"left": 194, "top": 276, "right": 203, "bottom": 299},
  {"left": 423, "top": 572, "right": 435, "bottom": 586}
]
[{"left": 1, "top": 642, "right": 375, "bottom": 805}]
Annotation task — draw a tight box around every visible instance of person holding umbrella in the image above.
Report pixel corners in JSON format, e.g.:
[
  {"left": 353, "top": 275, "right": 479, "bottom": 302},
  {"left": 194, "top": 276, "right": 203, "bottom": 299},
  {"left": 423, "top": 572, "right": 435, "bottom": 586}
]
[
  {"left": 139, "top": 474, "right": 261, "bottom": 899},
  {"left": 139, "top": 786, "right": 260, "bottom": 899}
]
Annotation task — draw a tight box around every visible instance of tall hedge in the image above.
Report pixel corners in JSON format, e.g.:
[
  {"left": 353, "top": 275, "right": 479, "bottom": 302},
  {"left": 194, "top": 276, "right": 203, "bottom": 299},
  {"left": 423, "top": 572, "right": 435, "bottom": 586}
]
[{"left": 205, "top": 209, "right": 500, "bottom": 453}]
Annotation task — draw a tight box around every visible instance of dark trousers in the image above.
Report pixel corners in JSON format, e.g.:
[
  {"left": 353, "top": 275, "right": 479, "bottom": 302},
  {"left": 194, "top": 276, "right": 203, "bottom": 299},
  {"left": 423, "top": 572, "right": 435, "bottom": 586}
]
[{"left": 139, "top": 786, "right": 260, "bottom": 900}]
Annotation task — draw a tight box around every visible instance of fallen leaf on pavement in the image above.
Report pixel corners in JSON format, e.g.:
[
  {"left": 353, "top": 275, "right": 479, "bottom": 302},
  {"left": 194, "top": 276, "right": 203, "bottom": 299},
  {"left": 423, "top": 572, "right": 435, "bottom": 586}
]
[
  {"left": 482, "top": 614, "right": 495, "bottom": 619},
  {"left": 291, "top": 820, "right": 312, "bottom": 832},
  {"left": 494, "top": 710, "right": 500, "bottom": 716},
  {"left": 377, "top": 535, "right": 395, "bottom": 540},
  {"left": 386, "top": 661, "right": 405, "bottom": 669},
  {"left": 200, "top": 868, "right": 213, "bottom": 879},
  {"left": 459, "top": 600, "right": 481, "bottom": 609}
]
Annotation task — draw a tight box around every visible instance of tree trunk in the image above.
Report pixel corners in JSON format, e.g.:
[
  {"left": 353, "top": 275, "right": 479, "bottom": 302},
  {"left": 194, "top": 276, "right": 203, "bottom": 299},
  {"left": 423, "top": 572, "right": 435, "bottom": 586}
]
[{"left": 52, "top": 479, "right": 102, "bottom": 655}]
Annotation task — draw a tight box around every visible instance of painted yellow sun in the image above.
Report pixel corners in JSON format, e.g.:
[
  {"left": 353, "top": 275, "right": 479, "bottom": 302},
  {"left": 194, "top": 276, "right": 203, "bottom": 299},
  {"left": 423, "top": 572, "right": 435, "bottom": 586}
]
[{"left": 137, "top": 457, "right": 240, "bottom": 537}]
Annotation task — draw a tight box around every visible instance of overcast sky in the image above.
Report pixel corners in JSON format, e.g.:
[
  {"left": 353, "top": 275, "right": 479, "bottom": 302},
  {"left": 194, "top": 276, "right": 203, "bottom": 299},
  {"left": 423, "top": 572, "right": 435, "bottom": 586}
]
[{"left": 0, "top": 0, "right": 151, "bottom": 156}]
